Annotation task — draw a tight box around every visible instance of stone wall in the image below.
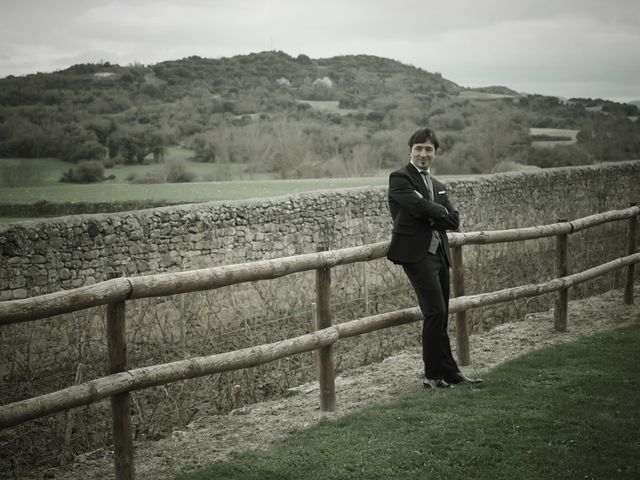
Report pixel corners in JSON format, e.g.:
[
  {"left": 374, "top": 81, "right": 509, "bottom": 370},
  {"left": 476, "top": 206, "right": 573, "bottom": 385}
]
[{"left": 1, "top": 160, "right": 639, "bottom": 302}]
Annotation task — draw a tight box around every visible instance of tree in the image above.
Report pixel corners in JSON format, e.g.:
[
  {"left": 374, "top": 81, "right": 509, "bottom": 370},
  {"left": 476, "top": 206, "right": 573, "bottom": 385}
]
[
  {"left": 191, "top": 123, "right": 233, "bottom": 165},
  {"left": 267, "top": 122, "right": 310, "bottom": 179},
  {"left": 145, "top": 128, "right": 175, "bottom": 163},
  {"left": 108, "top": 128, "right": 147, "bottom": 164},
  {"left": 86, "top": 118, "right": 117, "bottom": 147},
  {"left": 58, "top": 123, "right": 105, "bottom": 162}
]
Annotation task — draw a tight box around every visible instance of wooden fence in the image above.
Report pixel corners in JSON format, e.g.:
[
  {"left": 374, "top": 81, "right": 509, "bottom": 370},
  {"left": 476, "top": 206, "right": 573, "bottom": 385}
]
[{"left": 0, "top": 204, "right": 638, "bottom": 479}]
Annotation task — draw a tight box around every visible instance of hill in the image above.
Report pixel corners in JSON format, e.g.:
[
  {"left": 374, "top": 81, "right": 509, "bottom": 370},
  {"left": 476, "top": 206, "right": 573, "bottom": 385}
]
[{"left": 0, "top": 51, "right": 639, "bottom": 181}]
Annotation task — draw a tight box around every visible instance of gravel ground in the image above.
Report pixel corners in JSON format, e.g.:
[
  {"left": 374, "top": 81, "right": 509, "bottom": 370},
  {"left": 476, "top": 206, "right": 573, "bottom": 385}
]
[{"left": 16, "top": 286, "right": 640, "bottom": 480}]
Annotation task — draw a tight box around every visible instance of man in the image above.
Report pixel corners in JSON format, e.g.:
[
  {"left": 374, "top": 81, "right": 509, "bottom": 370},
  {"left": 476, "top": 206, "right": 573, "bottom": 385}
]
[{"left": 387, "top": 127, "right": 482, "bottom": 389}]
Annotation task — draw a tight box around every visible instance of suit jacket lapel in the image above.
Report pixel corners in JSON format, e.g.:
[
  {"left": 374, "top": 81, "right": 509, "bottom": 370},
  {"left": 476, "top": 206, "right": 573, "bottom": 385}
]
[{"left": 406, "top": 163, "right": 429, "bottom": 198}]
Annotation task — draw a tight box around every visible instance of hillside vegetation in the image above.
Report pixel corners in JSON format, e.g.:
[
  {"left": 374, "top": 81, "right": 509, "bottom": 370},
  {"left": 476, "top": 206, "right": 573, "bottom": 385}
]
[{"left": 1, "top": 51, "right": 639, "bottom": 187}]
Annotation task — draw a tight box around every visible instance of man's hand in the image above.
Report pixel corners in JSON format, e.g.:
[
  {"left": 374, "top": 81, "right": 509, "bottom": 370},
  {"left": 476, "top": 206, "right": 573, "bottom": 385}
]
[{"left": 432, "top": 211, "right": 460, "bottom": 231}]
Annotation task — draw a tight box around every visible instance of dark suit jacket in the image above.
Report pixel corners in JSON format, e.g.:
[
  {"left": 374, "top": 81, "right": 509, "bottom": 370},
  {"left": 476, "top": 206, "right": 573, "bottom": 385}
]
[{"left": 387, "top": 163, "right": 460, "bottom": 266}]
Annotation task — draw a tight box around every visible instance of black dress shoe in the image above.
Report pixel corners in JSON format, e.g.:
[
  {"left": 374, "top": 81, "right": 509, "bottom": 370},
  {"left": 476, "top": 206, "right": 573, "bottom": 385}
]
[
  {"left": 423, "top": 378, "right": 455, "bottom": 389},
  {"left": 445, "top": 372, "right": 483, "bottom": 385}
]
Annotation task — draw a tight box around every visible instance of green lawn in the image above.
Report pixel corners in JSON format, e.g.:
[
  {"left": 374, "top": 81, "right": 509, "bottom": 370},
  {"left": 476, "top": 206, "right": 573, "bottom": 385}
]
[
  {"left": 0, "top": 151, "right": 387, "bottom": 206},
  {"left": 177, "top": 322, "right": 640, "bottom": 480},
  {"left": 295, "top": 100, "right": 358, "bottom": 115},
  {"left": 0, "top": 147, "right": 213, "bottom": 184},
  {"left": 529, "top": 128, "right": 579, "bottom": 148},
  {"left": 0, "top": 157, "right": 72, "bottom": 184},
  {"left": 458, "top": 91, "right": 519, "bottom": 100},
  {"left": 0, "top": 177, "right": 386, "bottom": 205}
]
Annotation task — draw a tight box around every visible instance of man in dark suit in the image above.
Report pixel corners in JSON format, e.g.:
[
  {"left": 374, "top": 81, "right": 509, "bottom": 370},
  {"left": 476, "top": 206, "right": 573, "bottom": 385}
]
[{"left": 387, "top": 127, "right": 481, "bottom": 389}]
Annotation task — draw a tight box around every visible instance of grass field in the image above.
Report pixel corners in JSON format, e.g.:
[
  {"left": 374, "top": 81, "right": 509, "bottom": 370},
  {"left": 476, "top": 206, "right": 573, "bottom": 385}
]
[
  {"left": 0, "top": 177, "right": 387, "bottom": 204},
  {"left": 458, "top": 90, "right": 519, "bottom": 100},
  {"left": 295, "top": 100, "right": 358, "bottom": 115},
  {"left": 0, "top": 149, "right": 387, "bottom": 208},
  {"left": 530, "top": 128, "right": 579, "bottom": 148},
  {"left": 177, "top": 322, "right": 640, "bottom": 480},
  {"left": 0, "top": 147, "right": 207, "bottom": 185}
]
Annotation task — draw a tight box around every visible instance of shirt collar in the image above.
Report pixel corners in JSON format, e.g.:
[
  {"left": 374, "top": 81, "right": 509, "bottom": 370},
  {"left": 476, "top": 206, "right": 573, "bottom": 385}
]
[{"left": 410, "top": 161, "right": 430, "bottom": 175}]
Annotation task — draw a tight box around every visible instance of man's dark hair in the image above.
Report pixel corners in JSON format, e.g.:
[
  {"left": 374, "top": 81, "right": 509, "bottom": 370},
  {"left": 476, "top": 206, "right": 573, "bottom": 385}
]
[{"left": 408, "top": 127, "right": 439, "bottom": 151}]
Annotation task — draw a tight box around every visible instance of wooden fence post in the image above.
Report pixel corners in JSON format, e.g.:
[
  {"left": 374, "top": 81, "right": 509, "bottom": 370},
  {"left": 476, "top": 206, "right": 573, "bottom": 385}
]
[
  {"left": 107, "top": 288, "right": 134, "bottom": 479},
  {"left": 362, "top": 262, "right": 370, "bottom": 316},
  {"left": 452, "top": 245, "right": 470, "bottom": 365},
  {"left": 554, "top": 219, "right": 569, "bottom": 332},
  {"left": 624, "top": 203, "right": 637, "bottom": 305},
  {"left": 315, "top": 255, "right": 336, "bottom": 412}
]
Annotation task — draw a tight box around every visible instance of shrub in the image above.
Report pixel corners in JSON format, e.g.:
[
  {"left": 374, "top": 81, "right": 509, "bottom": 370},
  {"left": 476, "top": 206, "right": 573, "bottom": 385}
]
[
  {"left": 526, "top": 145, "right": 589, "bottom": 168},
  {"left": 127, "top": 159, "right": 196, "bottom": 184},
  {"left": 60, "top": 160, "right": 105, "bottom": 183},
  {"left": 102, "top": 156, "right": 120, "bottom": 169},
  {"left": 366, "top": 111, "right": 385, "bottom": 122},
  {"left": 164, "top": 159, "right": 196, "bottom": 183}
]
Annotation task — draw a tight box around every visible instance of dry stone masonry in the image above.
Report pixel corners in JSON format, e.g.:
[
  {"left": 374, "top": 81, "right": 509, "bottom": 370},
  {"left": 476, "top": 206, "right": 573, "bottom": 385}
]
[{"left": 1, "top": 161, "right": 639, "bottom": 301}]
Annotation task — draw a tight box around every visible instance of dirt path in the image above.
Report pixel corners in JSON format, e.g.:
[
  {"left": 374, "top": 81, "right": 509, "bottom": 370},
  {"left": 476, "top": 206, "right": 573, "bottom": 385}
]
[{"left": 23, "top": 287, "right": 640, "bottom": 480}]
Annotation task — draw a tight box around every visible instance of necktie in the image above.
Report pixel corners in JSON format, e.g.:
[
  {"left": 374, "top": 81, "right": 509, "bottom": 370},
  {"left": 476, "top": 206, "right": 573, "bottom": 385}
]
[
  {"left": 419, "top": 171, "right": 440, "bottom": 254},
  {"left": 420, "top": 171, "right": 434, "bottom": 200}
]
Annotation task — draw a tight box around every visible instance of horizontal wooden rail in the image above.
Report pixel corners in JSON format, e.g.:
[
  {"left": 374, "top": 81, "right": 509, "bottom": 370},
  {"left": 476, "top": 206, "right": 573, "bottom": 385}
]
[
  {"left": 0, "top": 327, "right": 340, "bottom": 429},
  {"left": 449, "top": 222, "right": 572, "bottom": 245},
  {"left": 1, "top": 206, "right": 637, "bottom": 326},
  {"left": 449, "top": 252, "right": 640, "bottom": 313},
  {"left": 0, "top": 278, "right": 132, "bottom": 326},
  {"left": 0, "top": 243, "right": 388, "bottom": 326},
  {"left": 570, "top": 207, "right": 640, "bottom": 232},
  {"left": 126, "top": 241, "right": 388, "bottom": 299},
  {"left": 2, "top": 252, "right": 638, "bottom": 430},
  {"left": 449, "top": 205, "right": 640, "bottom": 245},
  {"left": 337, "top": 252, "right": 640, "bottom": 338}
]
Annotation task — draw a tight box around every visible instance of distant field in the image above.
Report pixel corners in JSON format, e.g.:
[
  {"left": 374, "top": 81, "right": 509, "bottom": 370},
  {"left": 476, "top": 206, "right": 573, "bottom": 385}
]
[
  {"left": 458, "top": 90, "right": 518, "bottom": 100},
  {"left": 232, "top": 112, "right": 265, "bottom": 121},
  {"left": 0, "top": 157, "right": 72, "bottom": 184},
  {"left": 0, "top": 177, "right": 387, "bottom": 205},
  {"left": 530, "top": 127, "right": 579, "bottom": 147},
  {"left": 154, "top": 145, "right": 196, "bottom": 161},
  {"left": 295, "top": 100, "right": 357, "bottom": 115},
  {"left": 0, "top": 148, "right": 262, "bottom": 186},
  {"left": 0, "top": 150, "right": 388, "bottom": 222}
]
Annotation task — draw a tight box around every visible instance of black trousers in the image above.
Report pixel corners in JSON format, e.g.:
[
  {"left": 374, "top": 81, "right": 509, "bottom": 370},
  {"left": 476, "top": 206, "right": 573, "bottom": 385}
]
[{"left": 402, "top": 248, "right": 459, "bottom": 379}]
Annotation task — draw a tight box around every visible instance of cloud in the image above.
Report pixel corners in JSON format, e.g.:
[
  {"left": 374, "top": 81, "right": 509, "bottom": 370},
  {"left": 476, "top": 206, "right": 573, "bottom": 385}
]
[
  {"left": 0, "top": 0, "right": 638, "bottom": 100},
  {"left": 400, "top": 10, "right": 640, "bottom": 98}
]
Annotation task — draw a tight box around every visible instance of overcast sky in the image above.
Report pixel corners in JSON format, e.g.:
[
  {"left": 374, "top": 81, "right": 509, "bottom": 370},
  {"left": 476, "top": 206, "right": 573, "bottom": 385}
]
[{"left": 1, "top": 0, "right": 639, "bottom": 102}]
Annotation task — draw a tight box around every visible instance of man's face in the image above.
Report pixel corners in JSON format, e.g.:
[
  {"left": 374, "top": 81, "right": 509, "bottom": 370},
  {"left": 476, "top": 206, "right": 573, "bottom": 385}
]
[{"left": 409, "top": 141, "right": 436, "bottom": 171}]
